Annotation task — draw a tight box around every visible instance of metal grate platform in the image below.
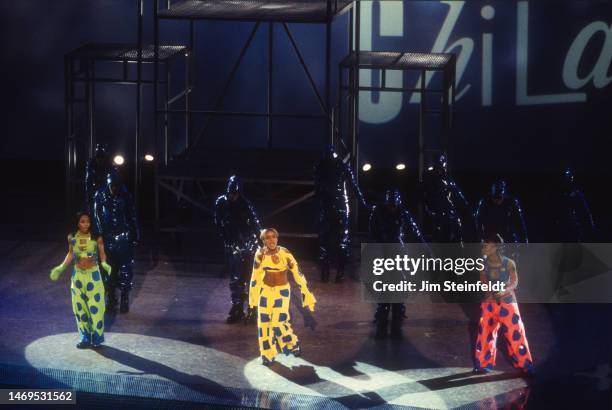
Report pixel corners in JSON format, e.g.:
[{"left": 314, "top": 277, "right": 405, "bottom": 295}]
[
  {"left": 341, "top": 51, "right": 455, "bottom": 71},
  {"left": 157, "top": 0, "right": 353, "bottom": 23},
  {"left": 68, "top": 43, "right": 188, "bottom": 62}
]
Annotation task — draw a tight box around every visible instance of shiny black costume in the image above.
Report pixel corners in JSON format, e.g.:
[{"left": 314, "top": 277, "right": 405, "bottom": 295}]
[
  {"left": 214, "top": 175, "right": 261, "bottom": 324},
  {"left": 475, "top": 180, "right": 528, "bottom": 243},
  {"left": 369, "top": 189, "right": 428, "bottom": 339},
  {"left": 556, "top": 168, "right": 596, "bottom": 242},
  {"left": 85, "top": 144, "right": 112, "bottom": 214},
  {"left": 314, "top": 146, "right": 367, "bottom": 283},
  {"left": 93, "top": 168, "right": 140, "bottom": 313},
  {"left": 423, "top": 155, "right": 474, "bottom": 244},
  {"left": 369, "top": 189, "right": 427, "bottom": 246}
]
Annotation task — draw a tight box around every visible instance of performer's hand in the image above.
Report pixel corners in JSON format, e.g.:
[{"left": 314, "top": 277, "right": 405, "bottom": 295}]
[
  {"left": 49, "top": 265, "right": 66, "bottom": 281},
  {"left": 101, "top": 261, "right": 112, "bottom": 276},
  {"left": 302, "top": 290, "right": 317, "bottom": 312}
]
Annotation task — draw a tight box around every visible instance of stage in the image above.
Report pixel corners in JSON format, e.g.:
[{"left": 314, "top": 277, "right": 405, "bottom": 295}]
[{"left": 0, "top": 237, "right": 611, "bottom": 409}]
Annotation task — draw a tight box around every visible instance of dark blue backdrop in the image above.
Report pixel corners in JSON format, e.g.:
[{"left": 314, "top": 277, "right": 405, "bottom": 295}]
[{"left": 1, "top": 1, "right": 610, "bottom": 174}]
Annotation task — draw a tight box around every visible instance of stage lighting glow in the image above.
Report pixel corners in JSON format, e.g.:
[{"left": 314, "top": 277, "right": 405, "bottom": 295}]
[
  {"left": 144, "top": 154, "right": 155, "bottom": 162},
  {"left": 362, "top": 163, "right": 372, "bottom": 172},
  {"left": 262, "top": 4, "right": 288, "bottom": 9},
  {"left": 113, "top": 155, "right": 125, "bottom": 165},
  {"left": 481, "top": 5, "right": 495, "bottom": 20},
  {"left": 396, "top": 163, "right": 406, "bottom": 171}
]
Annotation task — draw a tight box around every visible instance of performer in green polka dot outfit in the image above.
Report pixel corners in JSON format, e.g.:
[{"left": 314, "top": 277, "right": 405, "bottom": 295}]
[{"left": 50, "top": 212, "right": 111, "bottom": 348}]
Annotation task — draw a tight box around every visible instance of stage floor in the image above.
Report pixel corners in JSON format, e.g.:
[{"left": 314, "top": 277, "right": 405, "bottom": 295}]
[{"left": 0, "top": 238, "right": 610, "bottom": 409}]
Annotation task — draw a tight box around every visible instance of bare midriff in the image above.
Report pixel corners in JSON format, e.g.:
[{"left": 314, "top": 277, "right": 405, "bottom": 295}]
[
  {"left": 263, "top": 270, "right": 288, "bottom": 287},
  {"left": 76, "top": 256, "right": 97, "bottom": 270}
]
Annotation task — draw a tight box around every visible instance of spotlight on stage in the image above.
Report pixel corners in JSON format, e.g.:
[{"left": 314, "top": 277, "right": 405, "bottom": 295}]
[
  {"left": 362, "top": 163, "right": 372, "bottom": 172},
  {"left": 144, "top": 154, "right": 155, "bottom": 162},
  {"left": 396, "top": 163, "right": 406, "bottom": 171},
  {"left": 113, "top": 155, "right": 125, "bottom": 166}
]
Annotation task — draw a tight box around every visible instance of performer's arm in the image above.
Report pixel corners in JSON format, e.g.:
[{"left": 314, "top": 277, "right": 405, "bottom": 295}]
[
  {"left": 247, "top": 201, "right": 262, "bottom": 239},
  {"left": 286, "top": 250, "right": 316, "bottom": 311},
  {"left": 403, "top": 210, "right": 433, "bottom": 256},
  {"left": 479, "top": 268, "right": 493, "bottom": 301},
  {"left": 97, "top": 237, "right": 112, "bottom": 275},
  {"left": 497, "top": 260, "right": 518, "bottom": 298},
  {"left": 344, "top": 161, "right": 368, "bottom": 209},
  {"left": 404, "top": 211, "right": 427, "bottom": 244},
  {"left": 579, "top": 193, "right": 596, "bottom": 233},
  {"left": 97, "top": 237, "right": 107, "bottom": 264},
  {"left": 451, "top": 181, "right": 470, "bottom": 209},
  {"left": 248, "top": 250, "right": 265, "bottom": 309},
  {"left": 505, "top": 260, "right": 518, "bottom": 293},
  {"left": 474, "top": 198, "right": 485, "bottom": 236},
  {"left": 512, "top": 198, "right": 529, "bottom": 243},
  {"left": 62, "top": 239, "right": 74, "bottom": 268},
  {"left": 214, "top": 199, "right": 232, "bottom": 249},
  {"left": 50, "top": 237, "right": 74, "bottom": 280},
  {"left": 92, "top": 194, "right": 103, "bottom": 234}
]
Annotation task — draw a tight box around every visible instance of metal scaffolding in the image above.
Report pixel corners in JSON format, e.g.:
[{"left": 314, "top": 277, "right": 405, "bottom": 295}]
[
  {"left": 64, "top": 0, "right": 190, "bottom": 217},
  {"left": 338, "top": 50, "right": 456, "bottom": 183},
  {"left": 64, "top": 1, "right": 458, "bottom": 238},
  {"left": 152, "top": 0, "right": 360, "bottom": 237}
]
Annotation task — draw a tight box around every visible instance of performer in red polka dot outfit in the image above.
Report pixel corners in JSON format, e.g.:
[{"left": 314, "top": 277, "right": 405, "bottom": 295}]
[{"left": 473, "top": 234, "right": 534, "bottom": 375}]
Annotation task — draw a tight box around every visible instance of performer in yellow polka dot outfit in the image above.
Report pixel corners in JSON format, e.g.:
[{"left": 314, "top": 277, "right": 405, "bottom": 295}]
[
  {"left": 50, "top": 212, "right": 111, "bottom": 348},
  {"left": 249, "top": 228, "right": 316, "bottom": 364}
]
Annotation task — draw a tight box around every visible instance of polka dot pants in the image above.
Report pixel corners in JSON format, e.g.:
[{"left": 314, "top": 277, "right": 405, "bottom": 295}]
[
  {"left": 474, "top": 301, "right": 533, "bottom": 371},
  {"left": 71, "top": 266, "right": 105, "bottom": 345}
]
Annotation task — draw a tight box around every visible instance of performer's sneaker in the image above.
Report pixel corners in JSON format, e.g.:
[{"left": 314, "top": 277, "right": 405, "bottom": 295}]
[
  {"left": 472, "top": 367, "right": 493, "bottom": 374},
  {"left": 226, "top": 304, "right": 245, "bottom": 324},
  {"left": 76, "top": 341, "right": 90, "bottom": 349},
  {"left": 262, "top": 357, "right": 275, "bottom": 366}
]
